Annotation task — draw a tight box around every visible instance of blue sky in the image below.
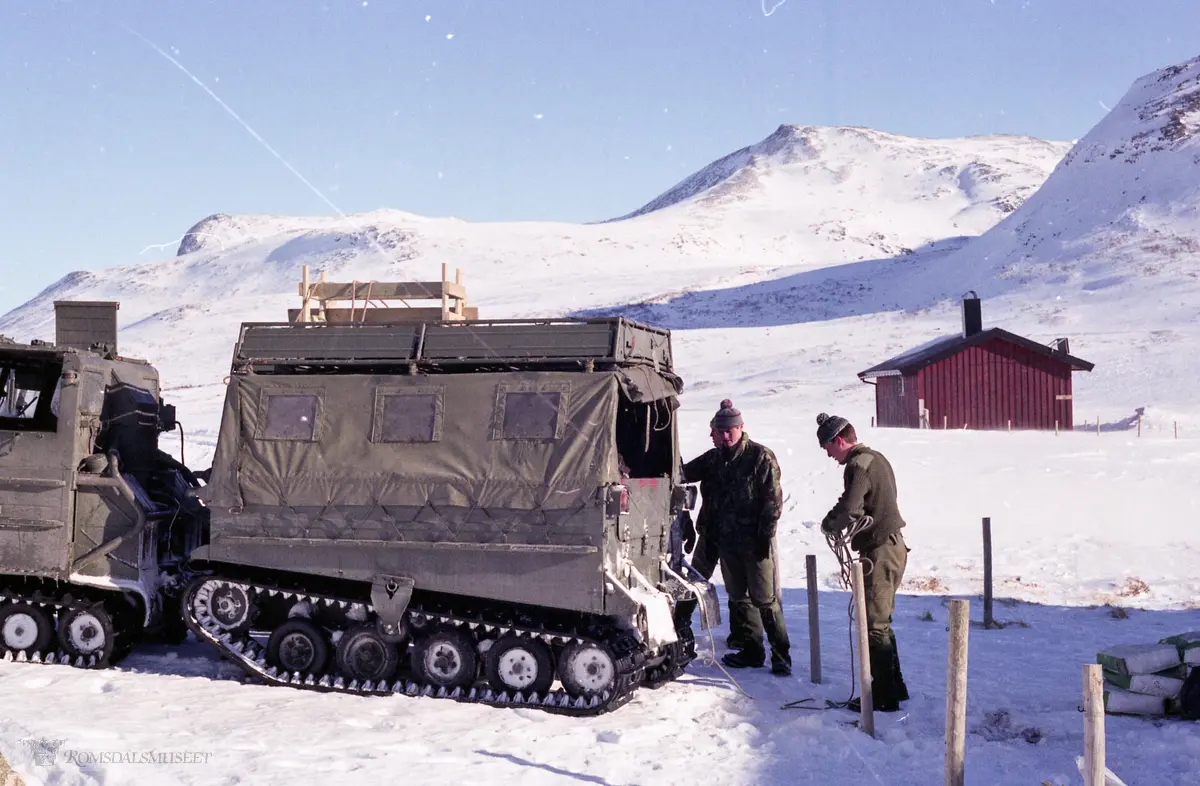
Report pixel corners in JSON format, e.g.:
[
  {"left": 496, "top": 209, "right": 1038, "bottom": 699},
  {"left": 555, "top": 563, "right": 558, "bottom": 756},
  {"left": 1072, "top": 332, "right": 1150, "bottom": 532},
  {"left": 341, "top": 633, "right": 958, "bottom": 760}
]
[{"left": 1, "top": 0, "right": 1197, "bottom": 315}]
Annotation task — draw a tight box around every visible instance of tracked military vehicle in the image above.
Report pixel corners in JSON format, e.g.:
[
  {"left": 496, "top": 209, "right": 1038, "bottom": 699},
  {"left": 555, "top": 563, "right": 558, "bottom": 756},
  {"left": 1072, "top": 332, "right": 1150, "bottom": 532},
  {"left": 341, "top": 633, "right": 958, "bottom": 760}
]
[
  {"left": 182, "top": 313, "right": 715, "bottom": 714},
  {"left": 0, "top": 302, "right": 204, "bottom": 668}
]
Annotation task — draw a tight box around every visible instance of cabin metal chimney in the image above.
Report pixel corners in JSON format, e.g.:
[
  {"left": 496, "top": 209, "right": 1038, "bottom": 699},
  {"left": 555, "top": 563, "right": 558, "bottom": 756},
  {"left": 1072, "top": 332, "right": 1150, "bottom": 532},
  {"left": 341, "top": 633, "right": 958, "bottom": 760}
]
[
  {"left": 54, "top": 300, "right": 119, "bottom": 354},
  {"left": 961, "top": 291, "right": 982, "bottom": 337}
]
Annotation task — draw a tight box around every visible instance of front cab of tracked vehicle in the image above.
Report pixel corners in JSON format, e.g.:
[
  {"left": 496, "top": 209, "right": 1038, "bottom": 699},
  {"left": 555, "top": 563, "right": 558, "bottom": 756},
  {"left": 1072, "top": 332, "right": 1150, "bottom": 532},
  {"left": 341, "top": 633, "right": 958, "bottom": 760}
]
[{"left": 0, "top": 302, "right": 205, "bottom": 667}]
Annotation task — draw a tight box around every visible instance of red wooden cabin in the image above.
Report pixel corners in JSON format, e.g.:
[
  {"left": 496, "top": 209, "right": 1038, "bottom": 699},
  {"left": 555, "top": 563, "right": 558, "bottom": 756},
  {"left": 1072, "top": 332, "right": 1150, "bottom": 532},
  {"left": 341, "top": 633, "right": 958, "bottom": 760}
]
[{"left": 858, "top": 294, "right": 1095, "bottom": 430}]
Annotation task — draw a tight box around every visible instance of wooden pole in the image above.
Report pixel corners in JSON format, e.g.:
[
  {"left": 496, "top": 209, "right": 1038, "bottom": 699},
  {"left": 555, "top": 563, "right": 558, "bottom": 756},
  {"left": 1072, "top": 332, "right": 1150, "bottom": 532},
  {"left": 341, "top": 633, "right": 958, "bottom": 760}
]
[
  {"left": 943, "top": 415, "right": 948, "bottom": 430},
  {"left": 1175, "top": 421, "right": 1178, "bottom": 439},
  {"left": 871, "top": 416, "right": 875, "bottom": 428},
  {"left": 1137, "top": 413, "right": 1142, "bottom": 438},
  {"left": 945, "top": 599, "right": 969, "bottom": 786},
  {"left": 852, "top": 562, "right": 874, "bottom": 737},
  {"left": 299, "top": 264, "right": 310, "bottom": 322},
  {"left": 1055, "top": 420, "right": 1059, "bottom": 436},
  {"left": 1082, "top": 664, "right": 1106, "bottom": 786},
  {"left": 982, "top": 518, "right": 994, "bottom": 629},
  {"left": 1097, "top": 417, "right": 1100, "bottom": 436},
  {"left": 806, "top": 554, "right": 821, "bottom": 684},
  {"left": 1007, "top": 419, "right": 1011, "bottom": 432},
  {"left": 440, "top": 262, "right": 449, "bottom": 321}
]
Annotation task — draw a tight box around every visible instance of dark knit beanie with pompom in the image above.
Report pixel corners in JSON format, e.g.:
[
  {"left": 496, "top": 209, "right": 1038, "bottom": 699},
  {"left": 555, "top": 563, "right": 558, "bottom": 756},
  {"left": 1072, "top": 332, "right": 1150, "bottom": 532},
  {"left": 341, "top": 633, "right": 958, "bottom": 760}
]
[
  {"left": 711, "top": 399, "right": 744, "bottom": 430},
  {"left": 816, "top": 412, "right": 850, "bottom": 447}
]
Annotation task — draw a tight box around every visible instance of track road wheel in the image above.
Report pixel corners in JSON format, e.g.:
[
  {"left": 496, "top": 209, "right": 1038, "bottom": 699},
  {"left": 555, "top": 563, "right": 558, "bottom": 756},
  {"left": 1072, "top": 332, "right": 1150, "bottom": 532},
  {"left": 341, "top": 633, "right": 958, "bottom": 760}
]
[
  {"left": 0, "top": 603, "right": 54, "bottom": 656},
  {"left": 558, "top": 641, "right": 617, "bottom": 699},
  {"left": 59, "top": 604, "right": 117, "bottom": 667},
  {"left": 207, "top": 581, "right": 255, "bottom": 632},
  {"left": 413, "top": 629, "right": 478, "bottom": 690},
  {"left": 267, "top": 619, "right": 331, "bottom": 676},
  {"left": 485, "top": 635, "right": 554, "bottom": 696},
  {"left": 335, "top": 625, "right": 400, "bottom": 682}
]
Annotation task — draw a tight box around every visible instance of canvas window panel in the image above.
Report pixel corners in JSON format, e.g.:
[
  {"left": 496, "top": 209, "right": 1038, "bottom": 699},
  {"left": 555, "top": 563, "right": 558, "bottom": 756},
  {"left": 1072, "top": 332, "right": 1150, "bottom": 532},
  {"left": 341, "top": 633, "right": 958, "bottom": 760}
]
[
  {"left": 372, "top": 386, "right": 444, "bottom": 443},
  {"left": 491, "top": 383, "right": 570, "bottom": 440},
  {"left": 258, "top": 391, "right": 322, "bottom": 441}
]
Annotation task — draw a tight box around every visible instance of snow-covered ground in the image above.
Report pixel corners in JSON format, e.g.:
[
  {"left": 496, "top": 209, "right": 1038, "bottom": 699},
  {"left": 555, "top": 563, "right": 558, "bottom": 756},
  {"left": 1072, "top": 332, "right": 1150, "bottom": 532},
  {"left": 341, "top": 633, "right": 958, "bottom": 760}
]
[{"left": 3, "top": 55, "right": 1200, "bottom": 786}]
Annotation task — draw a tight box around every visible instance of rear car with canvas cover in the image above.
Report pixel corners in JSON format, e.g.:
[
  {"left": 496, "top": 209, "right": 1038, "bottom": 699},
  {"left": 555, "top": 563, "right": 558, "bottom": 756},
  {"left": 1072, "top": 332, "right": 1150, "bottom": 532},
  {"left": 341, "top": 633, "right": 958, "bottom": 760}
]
[{"left": 182, "top": 314, "right": 717, "bottom": 714}]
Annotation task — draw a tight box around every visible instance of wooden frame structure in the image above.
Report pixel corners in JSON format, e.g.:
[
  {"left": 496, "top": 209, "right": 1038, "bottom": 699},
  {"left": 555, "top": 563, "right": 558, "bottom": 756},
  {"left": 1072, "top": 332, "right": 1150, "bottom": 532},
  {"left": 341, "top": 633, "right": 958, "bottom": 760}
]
[{"left": 291, "top": 263, "right": 477, "bottom": 324}]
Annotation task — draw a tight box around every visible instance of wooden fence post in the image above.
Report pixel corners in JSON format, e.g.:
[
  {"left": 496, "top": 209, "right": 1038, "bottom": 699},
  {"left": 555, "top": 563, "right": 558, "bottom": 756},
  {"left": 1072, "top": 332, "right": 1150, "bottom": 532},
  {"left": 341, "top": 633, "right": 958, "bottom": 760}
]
[
  {"left": 1083, "top": 664, "right": 1105, "bottom": 786},
  {"left": 1137, "top": 413, "right": 1142, "bottom": 438},
  {"left": 852, "top": 562, "right": 874, "bottom": 737},
  {"left": 806, "top": 554, "right": 821, "bottom": 684},
  {"left": 1097, "top": 417, "right": 1100, "bottom": 436},
  {"left": 943, "top": 415, "right": 948, "bottom": 430},
  {"left": 982, "top": 518, "right": 995, "bottom": 629},
  {"left": 1055, "top": 420, "right": 1059, "bottom": 436},
  {"left": 945, "top": 599, "right": 969, "bottom": 786}
]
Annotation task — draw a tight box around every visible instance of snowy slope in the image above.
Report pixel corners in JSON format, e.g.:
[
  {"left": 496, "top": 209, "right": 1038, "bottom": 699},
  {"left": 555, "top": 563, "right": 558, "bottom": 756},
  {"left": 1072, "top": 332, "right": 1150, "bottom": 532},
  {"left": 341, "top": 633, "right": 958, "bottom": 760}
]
[
  {"left": 4, "top": 59, "right": 1200, "bottom": 786},
  {"left": 611, "top": 124, "right": 1070, "bottom": 260}
]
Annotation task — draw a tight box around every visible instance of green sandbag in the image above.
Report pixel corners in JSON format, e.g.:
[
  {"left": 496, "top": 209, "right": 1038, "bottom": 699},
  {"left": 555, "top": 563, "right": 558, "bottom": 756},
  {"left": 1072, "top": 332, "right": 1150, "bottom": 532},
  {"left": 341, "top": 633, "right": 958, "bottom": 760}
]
[
  {"left": 1103, "top": 686, "right": 1167, "bottom": 715},
  {"left": 1159, "top": 631, "right": 1200, "bottom": 666},
  {"left": 1097, "top": 644, "right": 1181, "bottom": 676},
  {"left": 1103, "top": 670, "right": 1185, "bottom": 697}
]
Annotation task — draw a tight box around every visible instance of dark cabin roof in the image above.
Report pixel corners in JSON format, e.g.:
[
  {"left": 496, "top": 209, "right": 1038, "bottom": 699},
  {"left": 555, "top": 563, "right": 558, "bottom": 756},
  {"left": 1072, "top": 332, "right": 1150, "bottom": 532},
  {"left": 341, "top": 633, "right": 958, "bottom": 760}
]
[{"left": 858, "top": 327, "right": 1095, "bottom": 380}]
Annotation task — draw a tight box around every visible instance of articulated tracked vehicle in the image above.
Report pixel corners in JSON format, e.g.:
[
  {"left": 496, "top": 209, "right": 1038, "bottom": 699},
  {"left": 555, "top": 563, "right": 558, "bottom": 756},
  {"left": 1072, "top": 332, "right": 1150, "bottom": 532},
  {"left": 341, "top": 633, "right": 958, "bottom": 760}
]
[
  {"left": 0, "top": 300, "right": 715, "bottom": 715},
  {"left": 0, "top": 302, "right": 204, "bottom": 669},
  {"left": 182, "top": 315, "right": 714, "bottom": 714}
]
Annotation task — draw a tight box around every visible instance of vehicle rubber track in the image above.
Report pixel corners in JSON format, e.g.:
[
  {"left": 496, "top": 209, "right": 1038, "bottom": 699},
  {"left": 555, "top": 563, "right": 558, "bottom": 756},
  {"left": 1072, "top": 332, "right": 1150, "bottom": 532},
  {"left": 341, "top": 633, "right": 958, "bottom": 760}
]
[
  {"left": 182, "top": 576, "right": 652, "bottom": 716},
  {"left": 0, "top": 586, "right": 137, "bottom": 668}
]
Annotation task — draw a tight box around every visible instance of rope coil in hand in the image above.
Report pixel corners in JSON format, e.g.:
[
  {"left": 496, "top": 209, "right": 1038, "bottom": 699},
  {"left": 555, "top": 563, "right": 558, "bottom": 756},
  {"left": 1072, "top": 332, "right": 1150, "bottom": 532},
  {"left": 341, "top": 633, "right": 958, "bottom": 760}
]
[{"left": 781, "top": 515, "right": 875, "bottom": 712}]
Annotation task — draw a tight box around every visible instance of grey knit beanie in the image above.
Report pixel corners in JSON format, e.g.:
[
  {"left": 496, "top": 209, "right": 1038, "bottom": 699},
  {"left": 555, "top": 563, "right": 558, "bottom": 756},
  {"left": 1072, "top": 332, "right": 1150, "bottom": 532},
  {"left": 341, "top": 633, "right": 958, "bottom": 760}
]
[
  {"left": 711, "top": 399, "right": 744, "bottom": 430},
  {"left": 816, "top": 412, "right": 850, "bottom": 447}
]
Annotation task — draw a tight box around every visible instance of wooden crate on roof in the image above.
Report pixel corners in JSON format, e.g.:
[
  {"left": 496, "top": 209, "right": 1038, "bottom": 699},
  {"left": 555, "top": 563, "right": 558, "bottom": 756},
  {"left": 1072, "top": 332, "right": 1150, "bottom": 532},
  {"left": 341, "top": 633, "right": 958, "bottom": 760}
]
[{"left": 290, "top": 263, "right": 478, "bottom": 324}]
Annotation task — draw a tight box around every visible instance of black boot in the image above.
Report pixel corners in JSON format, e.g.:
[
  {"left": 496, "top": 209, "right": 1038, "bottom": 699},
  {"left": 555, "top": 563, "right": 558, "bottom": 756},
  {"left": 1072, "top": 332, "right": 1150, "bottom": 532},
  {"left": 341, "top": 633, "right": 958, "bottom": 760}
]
[
  {"left": 890, "top": 630, "right": 909, "bottom": 702},
  {"left": 721, "top": 648, "right": 765, "bottom": 669},
  {"left": 866, "top": 640, "right": 901, "bottom": 712}
]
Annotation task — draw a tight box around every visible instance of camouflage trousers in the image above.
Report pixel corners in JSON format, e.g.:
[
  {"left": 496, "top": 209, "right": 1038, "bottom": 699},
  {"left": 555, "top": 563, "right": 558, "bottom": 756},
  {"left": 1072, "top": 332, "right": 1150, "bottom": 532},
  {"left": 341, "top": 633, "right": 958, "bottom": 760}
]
[
  {"left": 719, "top": 542, "right": 791, "bottom": 670},
  {"left": 860, "top": 531, "right": 910, "bottom": 704},
  {"left": 673, "top": 530, "right": 782, "bottom": 647}
]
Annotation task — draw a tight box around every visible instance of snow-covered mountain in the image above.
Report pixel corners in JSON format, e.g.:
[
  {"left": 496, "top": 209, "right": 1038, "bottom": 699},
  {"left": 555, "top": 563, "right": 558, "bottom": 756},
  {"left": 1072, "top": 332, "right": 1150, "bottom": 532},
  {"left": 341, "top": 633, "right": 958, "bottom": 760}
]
[{"left": 612, "top": 124, "right": 1068, "bottom": 250}]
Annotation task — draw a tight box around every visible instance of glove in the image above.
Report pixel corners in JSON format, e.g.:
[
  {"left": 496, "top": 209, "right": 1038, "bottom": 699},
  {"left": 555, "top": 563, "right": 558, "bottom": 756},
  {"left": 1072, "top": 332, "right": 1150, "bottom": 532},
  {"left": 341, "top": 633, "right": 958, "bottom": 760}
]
[
  {"left": 680, "top": 511, "right": 696, "bottom": 554},
  {"left": 821, "top": 518, "right": 837, "bottom": 535}
]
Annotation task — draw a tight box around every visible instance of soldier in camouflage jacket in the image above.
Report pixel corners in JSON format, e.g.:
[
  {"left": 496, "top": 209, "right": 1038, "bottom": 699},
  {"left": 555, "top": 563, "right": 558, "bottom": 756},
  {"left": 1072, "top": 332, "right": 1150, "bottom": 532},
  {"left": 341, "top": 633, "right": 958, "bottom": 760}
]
[{"left": 682, "top": 400, "right": 791, "bottom": 675}]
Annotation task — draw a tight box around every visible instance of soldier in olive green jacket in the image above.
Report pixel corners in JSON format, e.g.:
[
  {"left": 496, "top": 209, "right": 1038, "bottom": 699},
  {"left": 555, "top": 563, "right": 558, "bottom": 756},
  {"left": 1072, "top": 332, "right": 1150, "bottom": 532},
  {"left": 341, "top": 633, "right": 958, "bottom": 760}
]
[
  {"left": 817, "top": 412, "right": 910, "bottom": 711},
  {"left": 681, "top": 400, "right": 791, "bottom": 676}
]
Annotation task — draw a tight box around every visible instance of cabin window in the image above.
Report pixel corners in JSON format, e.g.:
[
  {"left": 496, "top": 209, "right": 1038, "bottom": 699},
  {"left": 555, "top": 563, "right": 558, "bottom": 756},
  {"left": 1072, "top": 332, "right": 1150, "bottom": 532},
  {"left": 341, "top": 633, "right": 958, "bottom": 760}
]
[
  {"left": 615, "top": 396, "right": 675, "bottom": 479},
  {"left": 258, "top": 391, "right": 322, "bottom": 441},
  {"left": 492, "top": 383, "right": 569, "bottom": 440},
  {"left": 0, "top": 356, "right": 63, "bottom": 433},
  {"left": 372, "top": 386, "right": 444, "bottom": 443}
]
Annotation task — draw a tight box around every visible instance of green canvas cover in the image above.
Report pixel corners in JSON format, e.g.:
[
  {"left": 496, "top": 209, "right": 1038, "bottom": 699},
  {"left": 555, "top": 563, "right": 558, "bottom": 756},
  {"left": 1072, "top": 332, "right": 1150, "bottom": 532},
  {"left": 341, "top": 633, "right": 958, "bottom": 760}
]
[{"left": 202, "top": 370, "right": 635, "bottom": 514}]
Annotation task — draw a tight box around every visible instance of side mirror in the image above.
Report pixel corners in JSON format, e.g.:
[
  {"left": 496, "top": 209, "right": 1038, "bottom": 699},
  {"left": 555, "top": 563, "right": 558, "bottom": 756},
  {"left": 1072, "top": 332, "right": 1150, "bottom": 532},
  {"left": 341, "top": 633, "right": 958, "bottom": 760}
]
[{"left": 158, "top": 402, "right": 177, "bottom": 432}]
